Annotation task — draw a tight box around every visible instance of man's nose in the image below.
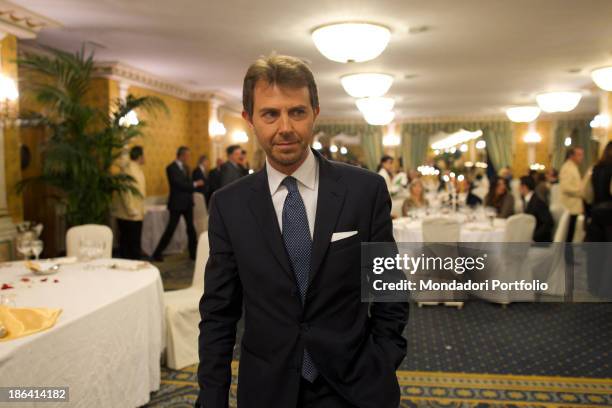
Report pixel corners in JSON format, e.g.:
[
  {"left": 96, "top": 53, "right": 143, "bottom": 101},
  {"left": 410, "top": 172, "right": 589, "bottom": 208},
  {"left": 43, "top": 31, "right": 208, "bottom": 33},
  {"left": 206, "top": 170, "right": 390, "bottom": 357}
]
[{"left": 278, "top": 111, "right": 292, "bottom": 133}]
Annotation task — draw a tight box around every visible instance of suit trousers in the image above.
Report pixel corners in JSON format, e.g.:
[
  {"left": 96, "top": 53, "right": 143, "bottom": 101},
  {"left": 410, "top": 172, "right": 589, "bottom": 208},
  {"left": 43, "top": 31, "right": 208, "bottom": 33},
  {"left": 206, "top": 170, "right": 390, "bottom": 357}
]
[
  {"left": 117, "top": 218, "right": 142, "bottom": 260},
  {"left": 154, "top": 208, "right": 197, "bottom": 258},
  {"left": 297, "top": 377, "right": 356, "bottom": 408}
]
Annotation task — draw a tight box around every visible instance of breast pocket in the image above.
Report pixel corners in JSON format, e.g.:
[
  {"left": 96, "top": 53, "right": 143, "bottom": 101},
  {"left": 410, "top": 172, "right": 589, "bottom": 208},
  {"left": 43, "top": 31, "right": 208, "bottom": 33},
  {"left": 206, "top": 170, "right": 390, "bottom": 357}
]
[{"left": 329, "top": 232, "right": 361, "bottom": 252}]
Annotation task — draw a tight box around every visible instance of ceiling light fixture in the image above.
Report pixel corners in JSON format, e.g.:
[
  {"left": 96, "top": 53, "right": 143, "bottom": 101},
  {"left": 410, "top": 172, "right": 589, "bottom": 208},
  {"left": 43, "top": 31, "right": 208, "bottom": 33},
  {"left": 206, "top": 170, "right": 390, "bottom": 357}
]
[
  {"left": 591, "top": 66, "right": 612, "bottom": 91},
  {"left": 311, "top": 22, "right": 391, "bottom": 63},
  {"left": 356, "top": 97, "right": 395, "bottom": 113},
  {"left": 505, "top": 106, "right": 541, "bottom": 123},
  {"left": 341, "top": 73, "right": 394, "bottom": 98},
  {"left": 363, "top": 110, "right": 395, "bottom": 126},
  {"left": 536, "top": 91, "right": 582, "bottom": 113}
]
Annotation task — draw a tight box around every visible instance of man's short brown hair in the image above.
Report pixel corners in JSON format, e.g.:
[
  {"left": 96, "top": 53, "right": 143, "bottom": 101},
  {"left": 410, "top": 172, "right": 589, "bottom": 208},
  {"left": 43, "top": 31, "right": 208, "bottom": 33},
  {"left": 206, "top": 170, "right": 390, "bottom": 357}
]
[{"left": 242, "top": 54, "right": 319, "bottom": 118}]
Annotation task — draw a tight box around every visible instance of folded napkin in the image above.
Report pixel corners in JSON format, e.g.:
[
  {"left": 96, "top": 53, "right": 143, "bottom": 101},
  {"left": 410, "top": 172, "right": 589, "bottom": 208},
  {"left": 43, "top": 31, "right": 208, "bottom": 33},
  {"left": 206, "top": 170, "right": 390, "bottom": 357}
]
[
  {"left": 0, "top": 305, "right": 62, "bottom": 342},
  {"left": 25, "top": 257, "right": 77, "bottom": 275}
]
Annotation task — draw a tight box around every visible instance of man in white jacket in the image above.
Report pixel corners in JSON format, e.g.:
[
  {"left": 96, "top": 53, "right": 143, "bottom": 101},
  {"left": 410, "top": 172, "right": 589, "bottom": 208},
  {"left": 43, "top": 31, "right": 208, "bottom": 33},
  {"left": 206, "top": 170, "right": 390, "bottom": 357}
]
[{"left": 559, "top": 147, "right": 584, "bottom": 242}]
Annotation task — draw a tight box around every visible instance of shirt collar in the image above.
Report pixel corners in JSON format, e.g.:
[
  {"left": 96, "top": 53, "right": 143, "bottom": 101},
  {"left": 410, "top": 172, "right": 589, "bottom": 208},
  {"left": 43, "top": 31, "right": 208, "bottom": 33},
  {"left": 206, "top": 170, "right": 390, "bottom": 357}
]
[
  {"left": 175, "top": 160, "right": 183, "bottom": 169},
  {"left": 266, "top": 149, "right": 317, "bottom": 195},
  {"left": 524, "top": 191, "right": 534, "bottom": 203}
]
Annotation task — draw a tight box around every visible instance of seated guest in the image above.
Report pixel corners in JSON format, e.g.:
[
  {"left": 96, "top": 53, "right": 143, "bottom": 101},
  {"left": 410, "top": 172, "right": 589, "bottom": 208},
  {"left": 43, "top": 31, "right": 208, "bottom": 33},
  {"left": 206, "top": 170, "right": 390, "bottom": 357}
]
[
  {"left": 520, "top": 176, "right": 554, "bottom": 242},
  {"left": 485, "top": 177, "right": 515, "bottom": 218},
  {"left": 466, "top": 181, "right": 483, "bottom": 207},
  {"left": 402, "top": 179, "right": 429, "bottom": 216}
]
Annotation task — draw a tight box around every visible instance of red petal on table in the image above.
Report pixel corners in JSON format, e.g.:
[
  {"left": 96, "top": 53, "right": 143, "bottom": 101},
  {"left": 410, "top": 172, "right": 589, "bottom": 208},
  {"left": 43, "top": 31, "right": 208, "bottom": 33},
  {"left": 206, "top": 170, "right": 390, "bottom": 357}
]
[
  {"left": 53, "top": 279, "right": 59, "bottom": 283},
  {"left": 1, "top": 283, "right": 14, "bottom": 290},
  {"left": 41, "top": 278, "right": 48, "bottom": 282},
  {"left": 21, "top": 277, "right": 30, "bottom": 282}
]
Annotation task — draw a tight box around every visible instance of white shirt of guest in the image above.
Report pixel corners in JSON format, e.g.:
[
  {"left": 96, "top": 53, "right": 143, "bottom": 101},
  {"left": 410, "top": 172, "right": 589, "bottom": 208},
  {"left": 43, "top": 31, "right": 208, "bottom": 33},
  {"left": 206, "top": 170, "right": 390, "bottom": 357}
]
[
  {"left": 523, "top": 191, "right": 533, "bottom": 211},
  {"left": 267, "top": 149, "right": 319, "bottom": 239}
]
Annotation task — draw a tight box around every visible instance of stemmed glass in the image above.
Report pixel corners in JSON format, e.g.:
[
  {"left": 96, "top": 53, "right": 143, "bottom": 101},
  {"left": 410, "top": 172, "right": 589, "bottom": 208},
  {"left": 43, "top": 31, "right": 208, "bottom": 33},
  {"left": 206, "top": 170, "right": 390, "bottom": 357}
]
[
  {"left": 31, "top": 240, "right": 43, "bottom": 261},
  {"left": 16, "top": 237, "right": 32, "bottom": 260}
]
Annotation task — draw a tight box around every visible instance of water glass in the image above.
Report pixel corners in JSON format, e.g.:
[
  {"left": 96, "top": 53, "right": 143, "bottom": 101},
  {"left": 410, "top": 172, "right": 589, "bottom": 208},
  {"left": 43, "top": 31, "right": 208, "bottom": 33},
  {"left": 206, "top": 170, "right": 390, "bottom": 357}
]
[{"left": 31, "top": 240, "right": 43, "bottom": 260}]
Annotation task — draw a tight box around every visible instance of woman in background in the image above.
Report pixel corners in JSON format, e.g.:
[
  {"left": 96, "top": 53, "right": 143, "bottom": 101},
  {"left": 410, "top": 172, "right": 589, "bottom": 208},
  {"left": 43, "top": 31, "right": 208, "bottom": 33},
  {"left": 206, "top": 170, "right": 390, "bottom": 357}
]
[
  {"left": 485, "top": 177, "right": 515, "bottom": 218},
  {"left": 377, "top": 155, "right": 394, "bottom": 194},
  {"left": 402, "top": 179, "right": 429, "bottom": 216}
]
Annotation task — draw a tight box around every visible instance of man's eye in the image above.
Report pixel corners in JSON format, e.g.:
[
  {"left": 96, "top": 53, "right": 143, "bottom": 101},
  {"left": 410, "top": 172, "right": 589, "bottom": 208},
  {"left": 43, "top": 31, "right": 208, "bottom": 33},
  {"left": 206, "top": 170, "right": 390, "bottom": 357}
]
[
  {"left": 263, "top": 111, "right": 278, "bottom": 119},
  {"left": 291, "top": 109, "right": 306, "bottom": 117}
]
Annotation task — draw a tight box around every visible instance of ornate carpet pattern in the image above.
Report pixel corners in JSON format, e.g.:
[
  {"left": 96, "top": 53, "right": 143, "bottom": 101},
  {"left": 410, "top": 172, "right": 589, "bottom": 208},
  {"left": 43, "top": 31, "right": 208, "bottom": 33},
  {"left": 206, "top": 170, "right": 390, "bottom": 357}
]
[{"left": 145, "top": 362, "right": 612, "bottom": 407}]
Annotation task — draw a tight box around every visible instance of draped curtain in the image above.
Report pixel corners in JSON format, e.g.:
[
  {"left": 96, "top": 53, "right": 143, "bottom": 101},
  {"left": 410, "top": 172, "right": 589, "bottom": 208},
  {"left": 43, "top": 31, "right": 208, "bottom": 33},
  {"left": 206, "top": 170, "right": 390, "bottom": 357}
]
[
  {"left": 552, "top": 119, "right": 595, "bottom": 174},
  {"left": 314, "top": 123, "right": 383, "bottom": 171},
  {"left": 400, "top": 121, "right": 513, "bottom": 172}
]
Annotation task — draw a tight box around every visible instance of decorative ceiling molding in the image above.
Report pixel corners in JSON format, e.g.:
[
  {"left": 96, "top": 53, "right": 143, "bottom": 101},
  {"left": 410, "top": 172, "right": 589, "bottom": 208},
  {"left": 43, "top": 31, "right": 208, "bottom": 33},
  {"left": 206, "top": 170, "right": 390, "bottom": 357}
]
[
  {"left": 0, "top": 1, "right": 60, "bottom": 39},
  {"left": 92, "top": 61, "right": 242, "bottom": 111}
]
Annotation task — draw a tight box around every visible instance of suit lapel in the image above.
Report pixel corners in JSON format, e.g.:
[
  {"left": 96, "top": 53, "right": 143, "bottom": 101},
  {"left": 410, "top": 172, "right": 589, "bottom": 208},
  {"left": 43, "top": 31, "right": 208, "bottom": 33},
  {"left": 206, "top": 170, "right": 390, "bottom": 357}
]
[
  {"left": 309, "top": 152, "right": 347, "bottom": 285},
  {"left": 248, "top": 169, "right": 295, "bottom": 281}
]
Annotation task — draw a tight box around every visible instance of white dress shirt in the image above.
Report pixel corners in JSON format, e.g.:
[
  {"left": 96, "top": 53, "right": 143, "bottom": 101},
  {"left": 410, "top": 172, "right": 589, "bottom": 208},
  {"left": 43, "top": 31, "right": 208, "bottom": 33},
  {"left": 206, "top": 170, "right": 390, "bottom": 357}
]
[
  {"left": 267, "top": 149, "right": 319, "bottom": 239},
  {"left": 523, "top": 191, "right": 533, "bottom": 211}
]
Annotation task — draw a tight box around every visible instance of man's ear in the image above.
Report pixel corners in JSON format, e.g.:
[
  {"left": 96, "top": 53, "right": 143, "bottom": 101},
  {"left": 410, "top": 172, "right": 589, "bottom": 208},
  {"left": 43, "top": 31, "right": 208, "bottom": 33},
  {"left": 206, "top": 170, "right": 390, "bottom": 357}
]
[
  {"left": 242, "top": 110, "right": 254, "bottom": 128},
  {"left": 313, "top": 106, "right": 320, "bottom": 120}
]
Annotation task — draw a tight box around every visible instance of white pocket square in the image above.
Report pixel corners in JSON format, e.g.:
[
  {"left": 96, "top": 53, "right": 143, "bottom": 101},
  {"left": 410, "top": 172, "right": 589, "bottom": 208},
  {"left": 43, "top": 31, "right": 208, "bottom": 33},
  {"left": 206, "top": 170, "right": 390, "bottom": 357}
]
[{"left": 331, "top": 231, "right": 358, "bottom": 242}]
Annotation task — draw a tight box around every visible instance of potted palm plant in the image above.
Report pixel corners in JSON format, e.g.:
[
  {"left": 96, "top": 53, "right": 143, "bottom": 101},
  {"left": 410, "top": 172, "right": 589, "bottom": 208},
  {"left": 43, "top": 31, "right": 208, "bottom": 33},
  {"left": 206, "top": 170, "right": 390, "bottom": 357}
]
[{"left": 17, "top": 46, "right": 166, "bottom": 227}]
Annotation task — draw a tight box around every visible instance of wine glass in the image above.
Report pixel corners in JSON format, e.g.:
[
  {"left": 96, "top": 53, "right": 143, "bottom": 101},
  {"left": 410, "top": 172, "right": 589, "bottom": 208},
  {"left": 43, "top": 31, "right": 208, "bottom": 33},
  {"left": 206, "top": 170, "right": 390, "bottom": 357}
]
[
  {"left": 0, "top": 293, "right": 16, "bottom": 307},
  {"left": 78, "top": 239, "right": 93, "bottom": 262},
  {"left": 16, "top": 237, "right": 32, "bottom": 260},
  {"left": 484, "top": 206, "right": 497, "bottom": 227},
  {"left": 31, "top": 240, "right": 43, "bottom": 261}
]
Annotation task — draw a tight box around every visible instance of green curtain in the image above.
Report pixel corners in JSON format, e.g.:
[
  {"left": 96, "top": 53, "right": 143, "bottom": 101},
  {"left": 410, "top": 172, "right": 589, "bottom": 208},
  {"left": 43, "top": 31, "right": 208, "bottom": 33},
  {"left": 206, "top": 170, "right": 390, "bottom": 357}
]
[
  {"left": 400, "top": 121, "right": 512, "bottom": 172},
  {"left": 553, "top": 119, "right": 595, "bottom": 174},
  {"left": 314, "top": 123, "right": 383, "bottom": 171}
]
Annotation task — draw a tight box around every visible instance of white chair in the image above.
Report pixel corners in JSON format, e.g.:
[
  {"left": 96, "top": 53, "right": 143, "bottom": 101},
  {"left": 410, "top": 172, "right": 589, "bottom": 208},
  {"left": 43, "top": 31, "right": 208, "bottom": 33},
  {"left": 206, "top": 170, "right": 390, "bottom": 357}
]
[
  {"left": 66, "top": 224, "right": 113, "bottom": 258},
  {"left": 504, "top": 214, "right": 536, "bottom": 242},
  {"left": 419, "top": 218, "right": 462, "bottom": 308},
  {"left": 193, "top": 193, "right": 209, "bottom": 237},
  {"left": 422, "top": 217, "right": 460, "bottom": 242},
  {"left": 549, "top": 184, "right": 561, "bottom": 208},
  {"left": 550, "top": 205, "right": 565, "bottom": 238},
  {"left": 572, "top": 215, "right": 585, "bottom": 243},
  {"left": 163, "top": 233, "right": 209, "bottom": 369},
  {"left": 553, "top": 210, "right": 571, "bottom": 243}
]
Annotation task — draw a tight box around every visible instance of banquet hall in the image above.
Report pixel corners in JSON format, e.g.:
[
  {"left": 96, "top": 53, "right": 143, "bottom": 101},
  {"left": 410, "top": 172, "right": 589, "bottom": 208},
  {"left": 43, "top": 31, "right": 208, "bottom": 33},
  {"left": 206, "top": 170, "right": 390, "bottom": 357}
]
[{"left": 0, "top": 0, "right": 611, "bottom": 407}]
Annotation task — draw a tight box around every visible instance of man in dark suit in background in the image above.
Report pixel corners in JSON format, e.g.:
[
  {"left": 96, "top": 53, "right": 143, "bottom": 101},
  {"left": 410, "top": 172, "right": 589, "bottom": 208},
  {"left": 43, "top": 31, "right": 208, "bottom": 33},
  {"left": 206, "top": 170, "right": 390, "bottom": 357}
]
[
  {"left": 219, "top": 144, "right": 245, "bottom": 187},
  {"left": 520, "top": 175, "right": 554, "bottom": 242},
  {"left": 152, "top": 146, "right": 203, "bottom": 261},
  {"left": 206, "top": 158, "right": 224, "bottom": 206},
  {"left": 192, "top": 155, "right": 209, "bottom": 199},
  {"left": 197, "top": 55, "right": 408, "bottom": 408}
]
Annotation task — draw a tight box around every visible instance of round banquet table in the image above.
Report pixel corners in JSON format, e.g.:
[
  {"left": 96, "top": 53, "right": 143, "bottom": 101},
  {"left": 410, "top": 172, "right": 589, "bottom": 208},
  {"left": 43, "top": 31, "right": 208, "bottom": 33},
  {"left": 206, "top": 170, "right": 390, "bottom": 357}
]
[
  {"left": 0, "top": 259, "right": 165, "bottom": 407},
  {"left": 393, "top": 217, "right": 506, "bottom": 242},
  {"left": 141, "top": 204, "right": 188, "bottom": 256}
]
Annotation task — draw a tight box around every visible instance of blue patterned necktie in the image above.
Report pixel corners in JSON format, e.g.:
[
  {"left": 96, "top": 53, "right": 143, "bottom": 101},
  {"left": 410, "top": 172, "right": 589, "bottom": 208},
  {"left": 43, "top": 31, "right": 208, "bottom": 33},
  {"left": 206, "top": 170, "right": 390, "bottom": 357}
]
[{"left": 281, "top": 176, "right": 318, "bottom": 382}]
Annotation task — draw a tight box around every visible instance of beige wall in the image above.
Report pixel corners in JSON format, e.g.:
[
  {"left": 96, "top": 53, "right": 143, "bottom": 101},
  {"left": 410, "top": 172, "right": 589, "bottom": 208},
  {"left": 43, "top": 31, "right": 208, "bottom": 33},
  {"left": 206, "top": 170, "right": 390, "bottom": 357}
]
[
  {"left": 511, "top": 120, "right": 552, "bottom": 177},
  {"left": 2, "top": 35, "right": 22, "bottom": 223}
]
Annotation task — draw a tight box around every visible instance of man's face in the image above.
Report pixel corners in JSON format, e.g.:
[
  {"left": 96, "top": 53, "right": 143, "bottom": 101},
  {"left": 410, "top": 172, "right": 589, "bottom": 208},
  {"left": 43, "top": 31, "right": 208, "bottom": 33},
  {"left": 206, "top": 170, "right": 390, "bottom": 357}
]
[
  {"left": 179, "top": 150, "right": 191, "bottom": 164},
  {"left": 229, "top": 149, "right": 242, "bottom": 163},
  {"left": 573, "top": 148, "right": 584, "bottom": 164},
  {"left": 383, "top": 160, "right": 393, "bottom": 172},
  {"left": 519, "top": 184, "right": 528, "bottom": 197},
  {"left": 243, "top": 81, "right": 319, "bottom": 172}
]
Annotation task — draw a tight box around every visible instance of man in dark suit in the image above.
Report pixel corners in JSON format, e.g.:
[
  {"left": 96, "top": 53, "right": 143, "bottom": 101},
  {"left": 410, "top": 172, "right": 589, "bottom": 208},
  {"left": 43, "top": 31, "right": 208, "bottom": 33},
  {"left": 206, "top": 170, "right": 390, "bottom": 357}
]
[
  {"left": 192, "top": 155, "right": 209, "bottom": 198},
  {"left": 520, "top": 175, "right": 554, "bottom": 242},
  {"left": 152, "top": 146, "right": 203, "bottom": 261},
  {"left": 197, "top": 55, "right": 409, "bottom": 408},
  {"left": 219, "top": 144, "right": 245, "bottom": 187}
]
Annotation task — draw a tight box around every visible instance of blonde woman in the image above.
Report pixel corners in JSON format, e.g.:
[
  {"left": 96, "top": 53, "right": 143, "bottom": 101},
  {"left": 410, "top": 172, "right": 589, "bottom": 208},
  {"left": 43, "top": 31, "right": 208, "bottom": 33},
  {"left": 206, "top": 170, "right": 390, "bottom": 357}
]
[{"left": 402, "top": 179, "right": 429, "bottom": 216}]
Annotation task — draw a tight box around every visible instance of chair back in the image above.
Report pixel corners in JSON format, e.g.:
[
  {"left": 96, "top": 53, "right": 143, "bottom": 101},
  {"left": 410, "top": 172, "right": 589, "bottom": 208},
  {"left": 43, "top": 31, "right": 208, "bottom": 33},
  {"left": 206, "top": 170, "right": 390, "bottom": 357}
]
[
  {"left": 549, "top": 184, "right": 561, "bottom": 207},
  {"left": 422, "top": 217, "right": 460, "bottom": 242},
  {"left": 66, "top": 224, "right": 113, "bottom": 258},
  {"left": 572, "top": 214, "right": 585, "bottom": 243},
  {"left": 504, "top": 213, "right": 536, "bottom": 242},
  {"left": 192, "top": 233, "right": 210, "bottom": 290},
  {"left": 553, "top": 210, "right": 571, "bottom": 243},
  {"left": 193, "top": 193, "right": 209, "bottom": 237}
]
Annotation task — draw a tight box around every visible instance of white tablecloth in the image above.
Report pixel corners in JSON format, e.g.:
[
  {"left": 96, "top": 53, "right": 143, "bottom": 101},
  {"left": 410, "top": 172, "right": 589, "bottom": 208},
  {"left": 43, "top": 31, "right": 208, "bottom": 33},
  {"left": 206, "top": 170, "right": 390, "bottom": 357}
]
[
  {"left": 141, "top": 205, "right": 187, "bottom": 256},
  {"left": 393, "top": 217, "right": 506, "bottom": 242},
  {"left": 0, "top": 259, "right": 165, "bottom": 407}
]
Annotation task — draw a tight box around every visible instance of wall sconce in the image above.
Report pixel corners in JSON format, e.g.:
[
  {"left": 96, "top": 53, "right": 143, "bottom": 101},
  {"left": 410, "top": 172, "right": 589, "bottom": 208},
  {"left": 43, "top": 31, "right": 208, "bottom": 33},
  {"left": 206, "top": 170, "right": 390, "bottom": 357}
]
[
  {"left": 232, "top": 130, "right": 248, "bottom": 143},
  {"left": 209, "top": 120, "right": 226, "bottom": 137}
]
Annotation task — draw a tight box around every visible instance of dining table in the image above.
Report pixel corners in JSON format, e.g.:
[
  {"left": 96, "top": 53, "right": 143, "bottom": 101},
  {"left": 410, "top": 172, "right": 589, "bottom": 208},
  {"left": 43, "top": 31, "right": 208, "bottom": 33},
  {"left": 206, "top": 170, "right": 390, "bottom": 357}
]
[{"left": 0, "top": 258, "right": 165, "bottom": 407}]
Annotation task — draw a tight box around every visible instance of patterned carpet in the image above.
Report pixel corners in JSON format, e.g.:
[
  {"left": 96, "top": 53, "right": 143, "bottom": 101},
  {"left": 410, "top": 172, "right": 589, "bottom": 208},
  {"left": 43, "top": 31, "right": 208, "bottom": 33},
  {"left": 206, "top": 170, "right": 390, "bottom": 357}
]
[
  {"left": 146, "top": 362, "right": 612, "bottom": 407},
  {"left": 150, "top": 256, "right": 612, "bottom": 407}
]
